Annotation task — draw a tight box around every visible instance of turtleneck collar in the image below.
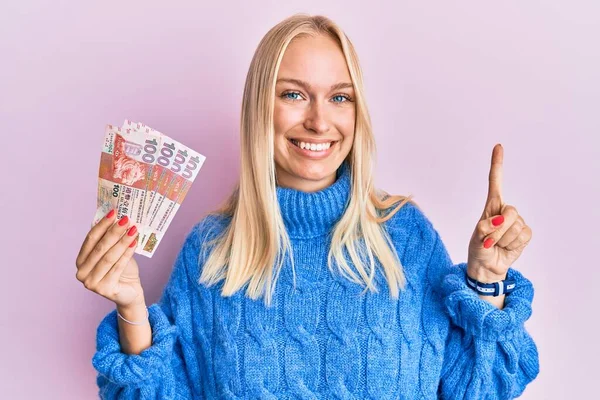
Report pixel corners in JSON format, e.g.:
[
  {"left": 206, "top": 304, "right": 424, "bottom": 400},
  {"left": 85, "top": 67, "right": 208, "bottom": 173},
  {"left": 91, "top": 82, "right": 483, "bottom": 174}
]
[{"left": 276, "top": 160, "right": 351, "bottom": 239}]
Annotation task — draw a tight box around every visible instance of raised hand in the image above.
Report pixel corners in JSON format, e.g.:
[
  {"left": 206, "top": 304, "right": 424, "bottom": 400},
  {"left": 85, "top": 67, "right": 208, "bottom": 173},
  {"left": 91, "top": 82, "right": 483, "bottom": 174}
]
[{"left": 467, "top": 144, "right": 533, "bottom": 283}]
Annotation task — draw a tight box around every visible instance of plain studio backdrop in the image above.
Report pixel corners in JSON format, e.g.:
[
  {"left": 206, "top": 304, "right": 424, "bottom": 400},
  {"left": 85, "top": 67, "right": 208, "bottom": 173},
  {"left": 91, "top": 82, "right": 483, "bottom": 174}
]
[{"left": 1, "top": 1, "right": 598, "bottom": 398}]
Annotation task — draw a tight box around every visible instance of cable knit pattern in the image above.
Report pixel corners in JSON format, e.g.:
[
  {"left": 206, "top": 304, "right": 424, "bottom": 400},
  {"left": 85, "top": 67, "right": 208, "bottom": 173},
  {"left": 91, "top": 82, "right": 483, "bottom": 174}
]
[{"left": 92, "top": 160, "right": 539, "bottom": 399}]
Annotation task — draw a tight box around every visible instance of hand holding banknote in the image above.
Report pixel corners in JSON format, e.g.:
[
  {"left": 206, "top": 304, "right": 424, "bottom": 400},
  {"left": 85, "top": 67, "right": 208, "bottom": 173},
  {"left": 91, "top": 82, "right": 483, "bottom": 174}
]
[
  {"left": 79, "top": 120, "right": 204, "bottom": 305},
  {"left": 76, "top": 209, "right": 145, "bottom": 308}
]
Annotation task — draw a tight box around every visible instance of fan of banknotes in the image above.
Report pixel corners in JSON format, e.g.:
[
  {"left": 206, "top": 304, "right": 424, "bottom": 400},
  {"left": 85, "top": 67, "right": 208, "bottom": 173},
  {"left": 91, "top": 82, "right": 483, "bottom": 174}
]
[{"left": 92, "top": 120, "right": 206, "bottom": 258}]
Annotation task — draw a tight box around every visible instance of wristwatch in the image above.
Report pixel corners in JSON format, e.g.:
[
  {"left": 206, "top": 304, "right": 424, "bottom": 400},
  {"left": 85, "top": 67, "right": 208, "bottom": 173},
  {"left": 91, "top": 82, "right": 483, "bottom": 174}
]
[{"left": 465, "top": 274, "right": 516, "bottom": 297}]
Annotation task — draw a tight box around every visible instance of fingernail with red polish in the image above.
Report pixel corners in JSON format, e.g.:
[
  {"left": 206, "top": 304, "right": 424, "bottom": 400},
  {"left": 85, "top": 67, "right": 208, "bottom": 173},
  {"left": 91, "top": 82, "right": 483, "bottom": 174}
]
[
  {"left": 127, "top": 226, "right": 137, "bottom": 236},
  {"left": 483, "top": 238, "right": 494, "bottom": 248},
  {"left": 492, "top": 215, "right": 504, "bottom": 226},
  {"left": 118, "top": 216, "right": 129, "bottom": 226},
  {"left": 129, "top": 239, "right": 137, "bottom": 248},
  {"left": 106, "top": 209, "right": 115, "bottom": 219}
]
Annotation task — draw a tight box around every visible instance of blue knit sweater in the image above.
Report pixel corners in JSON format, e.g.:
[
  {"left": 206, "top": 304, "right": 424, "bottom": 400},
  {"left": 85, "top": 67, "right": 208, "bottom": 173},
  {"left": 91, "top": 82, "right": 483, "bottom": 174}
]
[{"left": 92, "top": 161, "right": 539, "bottom": 399}]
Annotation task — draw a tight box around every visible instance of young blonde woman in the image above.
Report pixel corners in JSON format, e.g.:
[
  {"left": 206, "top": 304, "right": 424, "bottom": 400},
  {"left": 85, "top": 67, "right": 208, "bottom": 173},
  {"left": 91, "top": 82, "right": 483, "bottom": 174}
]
[{"left": 77, "top": 14, "right": 540, "bottom": 399}]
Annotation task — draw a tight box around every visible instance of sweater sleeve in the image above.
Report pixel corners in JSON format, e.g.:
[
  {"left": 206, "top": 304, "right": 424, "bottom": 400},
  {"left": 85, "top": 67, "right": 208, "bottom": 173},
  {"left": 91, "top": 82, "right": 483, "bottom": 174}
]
[
  {"left": 425, "top": 229, "right": 540, "bottom": 400},
  {"left": 91, "top": 220, "right": 211, "bottom": 399}
]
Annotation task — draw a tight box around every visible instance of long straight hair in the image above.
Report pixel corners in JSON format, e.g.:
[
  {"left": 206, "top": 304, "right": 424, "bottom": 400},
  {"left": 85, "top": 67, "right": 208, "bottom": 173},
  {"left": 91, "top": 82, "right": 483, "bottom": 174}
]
[{"left": 199, "top": 13, "right": 417, "bottom": 306}]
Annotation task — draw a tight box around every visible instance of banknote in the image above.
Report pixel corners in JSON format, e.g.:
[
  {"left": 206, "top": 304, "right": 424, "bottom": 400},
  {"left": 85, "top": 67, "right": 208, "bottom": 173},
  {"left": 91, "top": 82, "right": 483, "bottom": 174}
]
[
  {"left": 121, "top": 119, "right": 165, "bottom": 137},
  {"left": 135, "top": 135, "right": 185, "bottom": 248},
  {"left": 118, "top": 120, "right": 164, "bottom": 232},
  {"left": 92, "top": 124, "right": 121, "bottom": 227},
  {"left": 110, "top": 129, "right": 157, "bottom": 230},
  {"left": 92, "top": 120, "right": 205, "bottom": 257},
  {"left": 138, "top": 141, "right": 206, "bottom": 256}
]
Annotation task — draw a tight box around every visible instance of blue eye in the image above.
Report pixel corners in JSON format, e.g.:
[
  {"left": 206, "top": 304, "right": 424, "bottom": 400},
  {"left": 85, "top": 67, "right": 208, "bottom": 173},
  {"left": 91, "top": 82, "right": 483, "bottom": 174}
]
[
  {"left": 283, "top": 92, "right": 302, "bottom": 101},
  {"left": 280, "top": 91, "right": 353, "bottom": 103},
  {"left": 332, "top": 95, "right": 351, "bottom": 103}
]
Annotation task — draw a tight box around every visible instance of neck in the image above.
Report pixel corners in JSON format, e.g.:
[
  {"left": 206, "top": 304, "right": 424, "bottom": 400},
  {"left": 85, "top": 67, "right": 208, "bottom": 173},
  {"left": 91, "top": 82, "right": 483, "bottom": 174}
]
[{"left": 276, "top": 160, "right": 351, "bottom": 239}]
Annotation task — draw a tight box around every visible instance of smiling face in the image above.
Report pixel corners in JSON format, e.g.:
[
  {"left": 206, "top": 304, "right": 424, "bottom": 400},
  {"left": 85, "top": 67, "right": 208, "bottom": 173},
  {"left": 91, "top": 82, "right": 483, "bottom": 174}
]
[{"left": 273, "top": 34, "right": 356, "bottom": 192}]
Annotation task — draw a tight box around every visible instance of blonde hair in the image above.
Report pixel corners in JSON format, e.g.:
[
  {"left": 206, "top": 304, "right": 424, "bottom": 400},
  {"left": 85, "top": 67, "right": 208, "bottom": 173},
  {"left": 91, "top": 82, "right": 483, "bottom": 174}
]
[{"left": 199, "top": 13, "right": 417, "bottom": 306}]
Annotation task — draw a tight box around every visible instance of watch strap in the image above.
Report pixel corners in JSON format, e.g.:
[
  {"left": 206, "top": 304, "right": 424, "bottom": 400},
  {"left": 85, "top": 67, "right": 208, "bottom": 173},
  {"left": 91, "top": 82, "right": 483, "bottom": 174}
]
[{"left": 465, "top": 274, "right": 516, "bottom": 297}]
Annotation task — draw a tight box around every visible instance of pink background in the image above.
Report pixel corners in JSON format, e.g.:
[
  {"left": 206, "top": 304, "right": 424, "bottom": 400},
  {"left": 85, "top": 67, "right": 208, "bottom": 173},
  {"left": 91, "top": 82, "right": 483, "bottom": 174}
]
[{"left": 2, "top": 1, "right": 598, "bottom": 398}]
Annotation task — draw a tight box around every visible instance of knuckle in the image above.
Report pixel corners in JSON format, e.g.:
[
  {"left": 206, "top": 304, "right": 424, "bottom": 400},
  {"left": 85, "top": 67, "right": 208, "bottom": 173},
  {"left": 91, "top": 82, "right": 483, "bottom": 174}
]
[
  {"left": 516, "top": 218, "right": 526, "bottom": 230},
  {"left": 507, "top": 205, "right": 518, "bottom": 218},
  {"left": 507, "top": 226, "right": 520, "bottom": 238},
  {"left": 103, "top": 252, "right": 120, "bottom": 267},
  {"left": 75, "top": 270, "right": 84, "bottom": 282},
  {"left": 83, "top": 280, "right": 94, "bottom": 291},
  {"left": 92, "top": 242, "right": 106, "bottom": 256},
  {"left": 85, "top": 231, "right": 98, "bottom": 245},
  {"left": 75, "top": 253, "right": 87, "bottom": 268},
  {"left": 476, "top": 223, "right": 486, "bottom": 236}
]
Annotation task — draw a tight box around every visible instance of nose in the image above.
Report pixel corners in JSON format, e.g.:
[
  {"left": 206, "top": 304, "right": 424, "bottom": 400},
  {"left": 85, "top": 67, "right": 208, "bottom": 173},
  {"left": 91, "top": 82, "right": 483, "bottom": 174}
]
[{"left": 303, "top": 100, "right": 331, "bottom": 135}]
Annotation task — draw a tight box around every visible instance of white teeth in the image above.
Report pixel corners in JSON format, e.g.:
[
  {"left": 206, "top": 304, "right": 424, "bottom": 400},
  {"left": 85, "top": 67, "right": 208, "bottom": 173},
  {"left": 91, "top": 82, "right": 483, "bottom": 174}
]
[{"left": 293, "top": 139, "right": 332, "bottom": 152}]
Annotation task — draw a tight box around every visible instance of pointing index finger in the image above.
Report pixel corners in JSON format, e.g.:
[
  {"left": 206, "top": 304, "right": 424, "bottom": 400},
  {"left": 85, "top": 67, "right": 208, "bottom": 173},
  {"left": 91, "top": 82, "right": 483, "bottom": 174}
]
[{"left": 487, "top": 143, "right": 504, "bottom": 204}]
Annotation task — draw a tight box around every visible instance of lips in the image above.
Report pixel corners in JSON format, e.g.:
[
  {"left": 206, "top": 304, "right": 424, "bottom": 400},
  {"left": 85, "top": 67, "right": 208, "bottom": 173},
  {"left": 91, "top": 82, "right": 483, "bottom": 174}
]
[
  {"left": 288, "top": 138, "right": 337, "bottom": 143},
  {"left": 288, "top": 138, "right": 338, "bottom": 148},
  {"left": 287, "top": 137, "right": 337, "bottom": 159}
]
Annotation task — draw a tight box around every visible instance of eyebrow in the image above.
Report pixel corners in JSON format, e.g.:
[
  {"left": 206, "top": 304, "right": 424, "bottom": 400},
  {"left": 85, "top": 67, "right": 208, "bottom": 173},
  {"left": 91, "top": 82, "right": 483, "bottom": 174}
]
[{"left": 276, "top": 78, "right": 354, "bottom": 92}]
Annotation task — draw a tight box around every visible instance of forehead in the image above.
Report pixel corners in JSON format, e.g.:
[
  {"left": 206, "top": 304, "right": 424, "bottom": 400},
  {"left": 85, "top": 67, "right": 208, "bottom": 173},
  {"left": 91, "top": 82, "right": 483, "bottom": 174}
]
[{"left": 277, "top": 35, "right": 352, "bottom": 90}]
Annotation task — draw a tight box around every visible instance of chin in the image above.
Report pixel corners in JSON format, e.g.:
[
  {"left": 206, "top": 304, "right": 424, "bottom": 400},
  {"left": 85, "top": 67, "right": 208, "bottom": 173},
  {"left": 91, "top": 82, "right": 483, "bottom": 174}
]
[{"left": 290, "top": 162, "right": 337, "bottom": 180}]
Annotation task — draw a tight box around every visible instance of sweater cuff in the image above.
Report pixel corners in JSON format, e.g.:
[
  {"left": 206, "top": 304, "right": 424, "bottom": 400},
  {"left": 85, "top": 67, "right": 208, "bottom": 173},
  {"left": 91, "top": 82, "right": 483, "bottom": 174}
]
[
  {"left": 440, "top": 263, "right": 534, "bottom": 342},
  {"left": 91, "top": 303, "right": 178, "bottom": 386}
]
